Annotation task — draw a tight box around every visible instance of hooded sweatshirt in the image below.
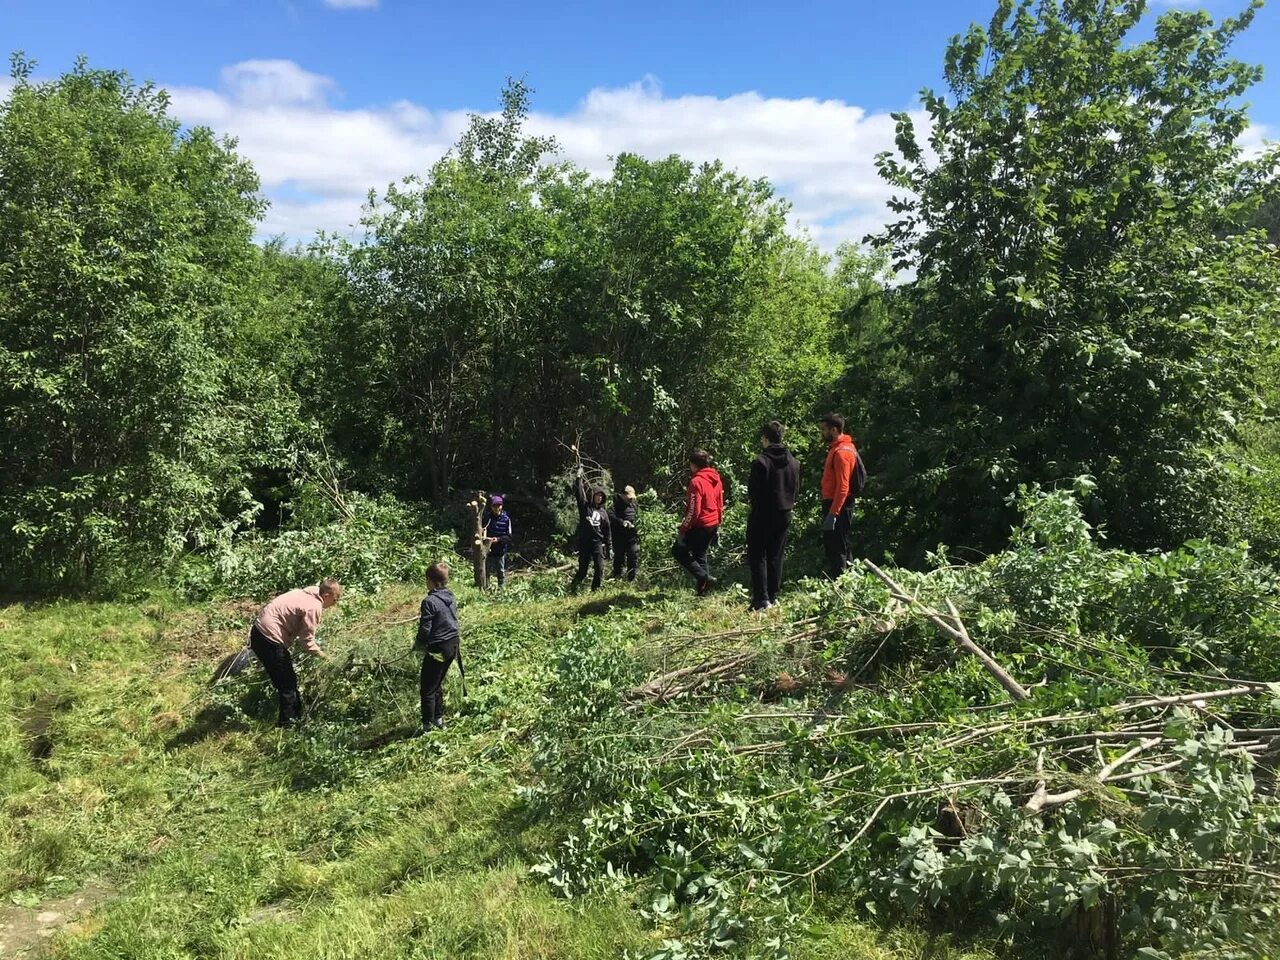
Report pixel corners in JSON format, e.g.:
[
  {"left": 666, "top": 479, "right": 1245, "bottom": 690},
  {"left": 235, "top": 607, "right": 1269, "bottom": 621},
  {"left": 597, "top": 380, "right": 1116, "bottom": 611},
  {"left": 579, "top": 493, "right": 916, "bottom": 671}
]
[
  {"left": 573, "top": 474, "right": 612, "bottom": 549},
  {"left": 820, "top": 433, "right": 859, "bottom": 516},
  {"left": 415, "top": 587, "right": 460, "bottom": 651},
  {"left": 749, "top": 443, "right": 801, "bottom": 517},
  {"left": 680, "top": 467, "right": 724, "bottom": 534},
  {"left": 610, "top": 493, "right": 639, "bottom": 539},
  {"left": 255, "top": 585, "right": 325, "bottom": 654}
]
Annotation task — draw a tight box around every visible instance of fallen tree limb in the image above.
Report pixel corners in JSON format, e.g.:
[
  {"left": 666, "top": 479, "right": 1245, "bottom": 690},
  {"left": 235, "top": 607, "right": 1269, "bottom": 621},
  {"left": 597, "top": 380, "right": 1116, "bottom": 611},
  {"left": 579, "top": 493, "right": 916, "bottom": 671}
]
[
  {"left": 862, "top": 559, "right": 1031, "bottom": 702},
  {"left": 626, "top": 651, "right": 757, "bottom": 705},
  {"left": 1026, "top": 737, "right": 1162, "bottom": 813}
]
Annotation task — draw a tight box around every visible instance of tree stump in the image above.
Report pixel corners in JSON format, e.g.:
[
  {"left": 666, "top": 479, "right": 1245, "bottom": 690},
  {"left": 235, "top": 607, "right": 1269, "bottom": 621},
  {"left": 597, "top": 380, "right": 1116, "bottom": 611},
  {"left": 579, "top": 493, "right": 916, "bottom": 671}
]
[{"left": 470, "top": 491, "right": 489, "bottom": 589}]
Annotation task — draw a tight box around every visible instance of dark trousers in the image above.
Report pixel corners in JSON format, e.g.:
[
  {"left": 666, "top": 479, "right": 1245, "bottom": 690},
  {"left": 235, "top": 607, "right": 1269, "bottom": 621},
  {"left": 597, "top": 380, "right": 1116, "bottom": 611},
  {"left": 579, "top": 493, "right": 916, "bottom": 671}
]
[
  {"left": 573, "top": 543, "right": 605, "bottom": 590},
  {"left": 419, "top": 639, "right": 458, "bottom": 727},
  {"left": 249, "top": 624, "right": 303, "bottom": 726},
  {"left": 612, "top": 534, "right": 639, "bottom": 581},
  {"left": 486, "top": 550, "right": 507, "bottom": 587},
  {"left": 672, "top": 526, "right": 716, "bottom": 583},
  {"left": 747, "top": 510, "right": 791, "bottom": 606},
  {"left": 822, "top": 499, "right": 854, "bottom": 578}
]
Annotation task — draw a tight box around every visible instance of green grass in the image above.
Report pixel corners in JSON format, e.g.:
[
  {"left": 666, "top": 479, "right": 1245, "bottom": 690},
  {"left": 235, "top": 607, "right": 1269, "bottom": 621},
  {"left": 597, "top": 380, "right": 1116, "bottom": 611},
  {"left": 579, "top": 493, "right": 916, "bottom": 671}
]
[{"left": 0, "top": 575, "right": 993, "bottom": 959}]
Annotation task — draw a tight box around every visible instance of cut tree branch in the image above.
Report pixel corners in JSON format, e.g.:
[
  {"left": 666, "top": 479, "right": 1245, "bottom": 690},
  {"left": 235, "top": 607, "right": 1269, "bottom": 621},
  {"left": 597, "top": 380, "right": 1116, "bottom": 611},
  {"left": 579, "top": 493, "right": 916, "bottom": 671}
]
[{"left": 862, "top": 559, "right": 1030, "bottom": 702}]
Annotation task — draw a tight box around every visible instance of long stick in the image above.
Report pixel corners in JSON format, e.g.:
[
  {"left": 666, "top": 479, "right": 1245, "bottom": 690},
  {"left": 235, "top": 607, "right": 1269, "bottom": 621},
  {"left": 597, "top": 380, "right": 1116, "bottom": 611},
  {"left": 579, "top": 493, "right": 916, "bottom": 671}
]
[{"left": 861, "top": 559, "right": 1030, "bottom": 702}]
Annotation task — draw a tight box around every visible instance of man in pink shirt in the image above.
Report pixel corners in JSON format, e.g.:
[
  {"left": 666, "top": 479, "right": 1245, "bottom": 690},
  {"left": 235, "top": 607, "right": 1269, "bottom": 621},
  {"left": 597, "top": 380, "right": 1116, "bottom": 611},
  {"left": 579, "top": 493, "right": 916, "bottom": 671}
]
[{"left": 249, "top": 578, "right": 342, "bottom": 726}]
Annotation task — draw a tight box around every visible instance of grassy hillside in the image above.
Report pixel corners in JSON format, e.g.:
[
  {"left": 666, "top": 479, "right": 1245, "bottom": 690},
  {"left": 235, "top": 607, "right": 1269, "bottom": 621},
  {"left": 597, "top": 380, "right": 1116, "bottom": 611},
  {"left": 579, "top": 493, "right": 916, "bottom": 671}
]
[{"left": 0, "top": 575, "right": 992, "bottom": 960}]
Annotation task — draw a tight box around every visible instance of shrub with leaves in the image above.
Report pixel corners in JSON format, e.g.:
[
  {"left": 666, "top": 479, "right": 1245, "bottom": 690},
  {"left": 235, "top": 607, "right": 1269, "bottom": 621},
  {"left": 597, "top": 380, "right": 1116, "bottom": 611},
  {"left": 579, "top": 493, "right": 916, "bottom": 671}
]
[
  {"left": 181, "top": 489, "right": 456, "bottom": 599},
  {"left": 526, "top": 488, "right": 1280, "bottom": 958}
]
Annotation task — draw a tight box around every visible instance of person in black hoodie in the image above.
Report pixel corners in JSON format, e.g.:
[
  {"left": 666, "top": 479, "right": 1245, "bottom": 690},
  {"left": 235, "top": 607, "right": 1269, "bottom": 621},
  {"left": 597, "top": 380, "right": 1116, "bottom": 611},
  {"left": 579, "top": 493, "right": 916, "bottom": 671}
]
[
  {"left": 747, "top": 420, "right": 801, "bottom": 611},
  {"left": 571, "top": 467, "right": 612, "bottom": 591},
  {"left": 609, "top": 485, "right": 640, "bottom": 582},
  {"left": 415, "top": 561, "right": 460, "bottom": 732}
]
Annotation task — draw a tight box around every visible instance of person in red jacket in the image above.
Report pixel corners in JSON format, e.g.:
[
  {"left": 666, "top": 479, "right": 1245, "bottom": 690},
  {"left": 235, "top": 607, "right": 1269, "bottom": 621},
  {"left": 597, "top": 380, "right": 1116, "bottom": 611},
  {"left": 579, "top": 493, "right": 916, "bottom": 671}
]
[
  {"left": 672, "top": 448, "right": 724, "bottom": 596},
  {"left": 819, "top": 412, "right": 859, "bottom": 577}
]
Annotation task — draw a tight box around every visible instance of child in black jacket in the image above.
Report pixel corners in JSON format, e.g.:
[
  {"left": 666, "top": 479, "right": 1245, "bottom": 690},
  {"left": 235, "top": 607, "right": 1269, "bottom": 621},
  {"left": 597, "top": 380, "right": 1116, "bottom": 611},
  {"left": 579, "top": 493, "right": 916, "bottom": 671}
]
[{"left": 415, "top": 561, "right": 460, "bottom": 732}]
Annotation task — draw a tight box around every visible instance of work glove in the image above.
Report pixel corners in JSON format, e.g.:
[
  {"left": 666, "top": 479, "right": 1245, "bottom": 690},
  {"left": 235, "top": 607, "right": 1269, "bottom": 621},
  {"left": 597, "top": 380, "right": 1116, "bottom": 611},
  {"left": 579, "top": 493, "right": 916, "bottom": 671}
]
[
  {"left": 822, "top": 514, "right": 837, "bottom": 532},
  {"left": 577, "top": 465, "right": 585, "bottom": 479}
]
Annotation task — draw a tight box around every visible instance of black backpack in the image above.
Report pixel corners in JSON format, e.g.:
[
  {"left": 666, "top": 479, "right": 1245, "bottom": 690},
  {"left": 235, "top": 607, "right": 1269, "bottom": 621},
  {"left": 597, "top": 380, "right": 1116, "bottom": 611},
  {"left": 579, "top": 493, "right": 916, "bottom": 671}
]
[{"left": 851, "top": 444, "right": 868, "bottom": 497}]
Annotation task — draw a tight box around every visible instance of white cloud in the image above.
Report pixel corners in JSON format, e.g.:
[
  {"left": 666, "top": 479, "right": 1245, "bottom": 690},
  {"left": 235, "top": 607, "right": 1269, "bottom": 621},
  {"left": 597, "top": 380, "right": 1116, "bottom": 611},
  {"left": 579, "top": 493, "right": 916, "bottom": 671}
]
[
  {"left": 219, "top": 60, "right": 335, "bottom": 107},
  {"left": 324, "top": 0, "right": 378, "bottom": 7},
  {"left": 169, "top": 61, "right": 914, "bottom": 250},
  {"left": 1238, "top": 122, "right": 1274, "bottom": 159}
]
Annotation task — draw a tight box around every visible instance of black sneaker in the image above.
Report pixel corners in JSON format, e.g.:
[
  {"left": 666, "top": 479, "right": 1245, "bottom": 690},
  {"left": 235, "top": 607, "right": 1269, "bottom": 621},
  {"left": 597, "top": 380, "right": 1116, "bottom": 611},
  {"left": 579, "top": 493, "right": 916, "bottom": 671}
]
[{"left": 430, "top": 719, "right": 446, "bottom": 731}]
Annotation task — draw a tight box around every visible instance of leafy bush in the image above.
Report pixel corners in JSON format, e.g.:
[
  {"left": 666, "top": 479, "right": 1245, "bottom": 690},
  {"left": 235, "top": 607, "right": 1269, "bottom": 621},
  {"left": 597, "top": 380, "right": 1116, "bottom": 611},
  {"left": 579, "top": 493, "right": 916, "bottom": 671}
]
[
  {"left": 526, "top": 488, "right": 1280, "bottom": 959},
  {"left": 180, "top": 490, "right": 456, "bottom": 599}
]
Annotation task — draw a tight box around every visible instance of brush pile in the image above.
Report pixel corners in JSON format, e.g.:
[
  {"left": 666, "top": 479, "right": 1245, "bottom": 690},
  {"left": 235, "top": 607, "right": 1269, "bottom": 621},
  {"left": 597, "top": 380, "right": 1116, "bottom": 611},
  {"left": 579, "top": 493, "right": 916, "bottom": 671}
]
[{"left": 527, "top": 488, "right": 1280, "bottom": 960}]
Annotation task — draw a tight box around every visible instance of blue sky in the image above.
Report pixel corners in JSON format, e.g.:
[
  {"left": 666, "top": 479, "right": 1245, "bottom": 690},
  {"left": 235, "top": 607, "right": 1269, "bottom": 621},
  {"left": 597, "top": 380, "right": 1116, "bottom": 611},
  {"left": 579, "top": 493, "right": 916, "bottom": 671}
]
[{"left": 3, "top": 0, "right": 1276, "bottom": 247}]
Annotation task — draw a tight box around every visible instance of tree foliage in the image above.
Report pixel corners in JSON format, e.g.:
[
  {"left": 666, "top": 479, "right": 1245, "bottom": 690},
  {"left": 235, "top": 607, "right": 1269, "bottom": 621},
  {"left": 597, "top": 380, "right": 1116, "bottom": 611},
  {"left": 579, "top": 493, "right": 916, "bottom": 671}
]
[
  {"left": 860, "top": 0, "right": 1280, "bottom": 560},
  {"left": 0, "top": 56, "right": 291, "bottom": 590},
  {"left": 326, "top": 81, "right": 838, "bottom": 503}
]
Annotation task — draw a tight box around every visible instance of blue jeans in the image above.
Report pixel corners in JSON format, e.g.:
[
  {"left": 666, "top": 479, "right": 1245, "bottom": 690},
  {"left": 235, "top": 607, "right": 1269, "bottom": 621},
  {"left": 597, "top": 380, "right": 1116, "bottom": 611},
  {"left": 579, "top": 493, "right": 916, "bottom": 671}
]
[{"left": 486, "top": 550, "right": 507, "bottom": 587}]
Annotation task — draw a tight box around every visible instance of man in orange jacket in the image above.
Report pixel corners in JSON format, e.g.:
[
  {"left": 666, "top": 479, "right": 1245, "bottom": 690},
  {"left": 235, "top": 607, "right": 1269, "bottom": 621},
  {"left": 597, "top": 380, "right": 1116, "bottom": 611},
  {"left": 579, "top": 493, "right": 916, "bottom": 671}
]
[{"left": 819, "top": 413, "right": 859, "bottom": 577}]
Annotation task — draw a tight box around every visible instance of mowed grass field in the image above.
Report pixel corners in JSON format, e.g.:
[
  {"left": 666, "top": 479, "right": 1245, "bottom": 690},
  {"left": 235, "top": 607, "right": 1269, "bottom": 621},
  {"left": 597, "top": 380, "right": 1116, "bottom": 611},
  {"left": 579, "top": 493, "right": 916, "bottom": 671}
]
[{"left": 0, "top": 577, "right": 993, "bottom": 959}]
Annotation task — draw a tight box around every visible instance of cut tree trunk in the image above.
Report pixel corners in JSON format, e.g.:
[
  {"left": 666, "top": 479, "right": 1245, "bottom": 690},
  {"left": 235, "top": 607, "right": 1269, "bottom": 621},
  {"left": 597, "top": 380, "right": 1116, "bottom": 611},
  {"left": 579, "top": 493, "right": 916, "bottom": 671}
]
[{"left": 470, "top": 491, "right": 489, "bottom": 589}]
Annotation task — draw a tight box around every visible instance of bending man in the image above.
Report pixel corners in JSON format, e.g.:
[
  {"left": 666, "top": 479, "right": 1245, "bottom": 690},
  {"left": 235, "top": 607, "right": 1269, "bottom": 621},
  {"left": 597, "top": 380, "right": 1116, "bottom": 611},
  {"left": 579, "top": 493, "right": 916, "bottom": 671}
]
[{"left": 249, "top": 578, "right": 341, "bottom": 726}]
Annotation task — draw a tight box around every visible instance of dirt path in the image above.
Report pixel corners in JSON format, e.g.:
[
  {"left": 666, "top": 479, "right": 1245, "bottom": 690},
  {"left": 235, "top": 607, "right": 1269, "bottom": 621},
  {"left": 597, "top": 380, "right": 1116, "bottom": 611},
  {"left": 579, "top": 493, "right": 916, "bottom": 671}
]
[{"left": 0, "top": 882, "right": 114, "bottom": 958}]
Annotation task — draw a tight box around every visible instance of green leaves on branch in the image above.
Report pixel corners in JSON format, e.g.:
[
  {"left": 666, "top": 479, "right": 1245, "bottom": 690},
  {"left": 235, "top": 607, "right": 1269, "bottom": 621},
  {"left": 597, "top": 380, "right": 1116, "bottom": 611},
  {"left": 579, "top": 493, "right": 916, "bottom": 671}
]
[{"left": 856, "top": 0, "right": 1280, "bottom": 561}]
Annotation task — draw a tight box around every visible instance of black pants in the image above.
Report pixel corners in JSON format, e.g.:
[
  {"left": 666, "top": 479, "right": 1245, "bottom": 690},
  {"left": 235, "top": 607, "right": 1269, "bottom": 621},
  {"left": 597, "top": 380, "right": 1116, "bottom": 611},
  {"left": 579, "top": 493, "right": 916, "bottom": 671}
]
[
  {"left": 573, "top": 543, "right": 605, "bottom": 590},
  {"left": 419, "top": 639, "right": 458, "bottom": 727},
  {"left": 822, "top": 499, "right": 854, "bottom": 578},
  {"left": 249, "top": 624, "right": 303, "bottom": 726},
  {"left": 612, "top": 533, "right": 639, "bottom": 581},
  {"left": 672, "top": 526, "right": 716, "bottom": 583},
  {"left": 747, "top": 511, "right": 791, "bottom": 606}
]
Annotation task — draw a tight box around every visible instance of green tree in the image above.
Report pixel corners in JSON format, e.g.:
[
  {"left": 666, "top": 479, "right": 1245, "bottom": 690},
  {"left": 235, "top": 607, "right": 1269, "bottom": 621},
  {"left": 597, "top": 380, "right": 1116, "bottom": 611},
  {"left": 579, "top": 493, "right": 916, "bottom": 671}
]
[
  {"left": 545, "top": 153, "right": 839, "bottom": 490},
  {"left": 333, "top": 83, "right": 840, "bottom": 505},
  {"left": 333, "top": 79, "right": 561, "bottom": 499},
  {"left": 0, "top": 56, "right": 273, "bottom": 589},
  {"left": 868, "top": 0, "right": 1280, "bottom": 560}
]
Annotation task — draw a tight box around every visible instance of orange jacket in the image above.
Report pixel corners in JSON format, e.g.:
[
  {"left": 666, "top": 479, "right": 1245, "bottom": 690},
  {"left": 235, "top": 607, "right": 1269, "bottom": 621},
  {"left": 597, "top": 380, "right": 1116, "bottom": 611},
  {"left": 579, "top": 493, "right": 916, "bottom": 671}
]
[{"left": 820, "top": 434, "right": 858, "bottom": 516}]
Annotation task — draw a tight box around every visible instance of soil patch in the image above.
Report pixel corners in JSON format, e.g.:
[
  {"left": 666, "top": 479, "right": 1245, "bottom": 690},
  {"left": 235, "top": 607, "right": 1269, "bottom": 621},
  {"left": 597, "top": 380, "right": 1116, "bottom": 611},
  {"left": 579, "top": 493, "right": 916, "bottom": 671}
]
[{"left": 0, "top": 881, "right": 114, "bottom": 958}]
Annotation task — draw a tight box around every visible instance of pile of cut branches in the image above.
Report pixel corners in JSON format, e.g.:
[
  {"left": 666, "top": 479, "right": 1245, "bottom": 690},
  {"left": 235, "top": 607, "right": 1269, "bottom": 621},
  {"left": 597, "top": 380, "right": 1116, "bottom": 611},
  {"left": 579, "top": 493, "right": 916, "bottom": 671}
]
[{"left": 529, "top": 489, "right": 1280, "bottom": 960}]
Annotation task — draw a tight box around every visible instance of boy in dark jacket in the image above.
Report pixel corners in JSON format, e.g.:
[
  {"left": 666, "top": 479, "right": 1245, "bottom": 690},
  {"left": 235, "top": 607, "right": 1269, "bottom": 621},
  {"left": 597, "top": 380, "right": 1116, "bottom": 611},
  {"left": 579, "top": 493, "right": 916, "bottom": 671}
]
[
  {"left": 571, "top": 467, "right": 612, "bottom": 591},
  {"left": 747, "top": 420, "right": 801, "bottom": 611},
  {"left": 482, "top": 494, "right": 513, "bottom": 588},
  {"left": 609, "top": 485, "right": 640, "bottom": 582},
  {"left": 415, "top": 561, "right": 460, "bottom": 732}
]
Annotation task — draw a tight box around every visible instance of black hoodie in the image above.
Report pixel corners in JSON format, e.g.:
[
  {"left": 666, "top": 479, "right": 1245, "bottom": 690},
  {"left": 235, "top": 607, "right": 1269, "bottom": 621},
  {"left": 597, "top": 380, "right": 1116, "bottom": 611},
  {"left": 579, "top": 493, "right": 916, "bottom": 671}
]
[
  {"left": 573, "top": 474, "right": 613, "bottom": 550},
  {"left": 748, "top": 443, "right": 801, "bottom": 516},
  {"left": 609, "top": 493, "right": 639, "bottom": 539}
]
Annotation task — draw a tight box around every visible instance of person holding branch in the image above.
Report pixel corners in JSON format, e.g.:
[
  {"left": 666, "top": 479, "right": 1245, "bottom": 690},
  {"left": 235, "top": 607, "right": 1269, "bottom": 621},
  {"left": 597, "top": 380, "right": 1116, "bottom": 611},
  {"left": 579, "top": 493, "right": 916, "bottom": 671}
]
[{"left": 249, "top": 578, "right": 342, "bottom": 727}]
